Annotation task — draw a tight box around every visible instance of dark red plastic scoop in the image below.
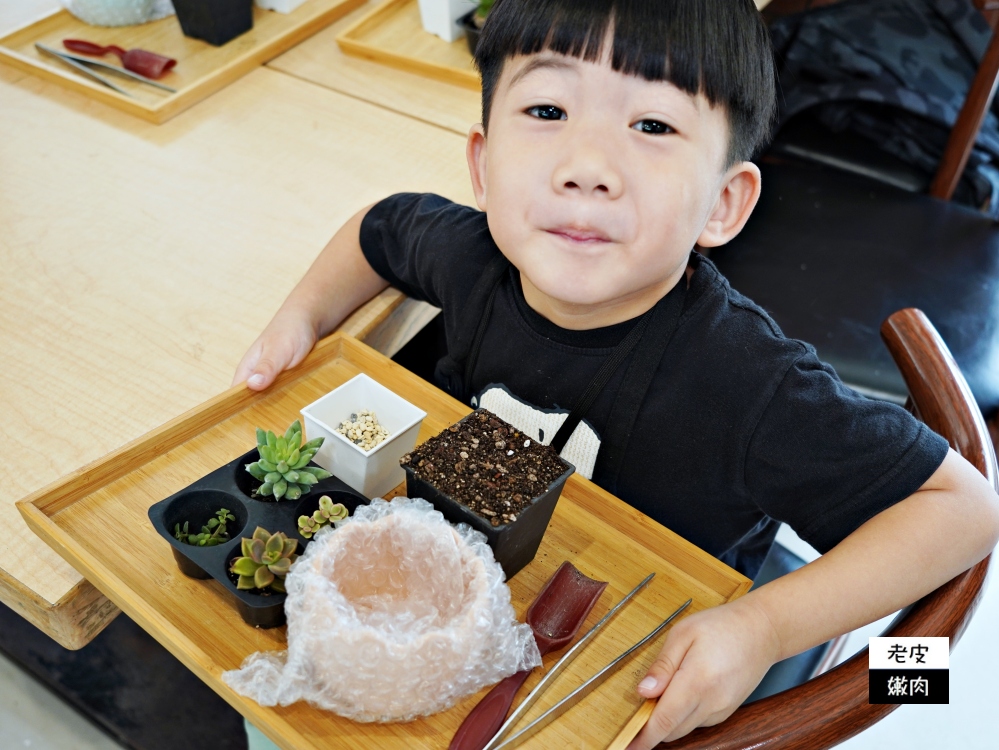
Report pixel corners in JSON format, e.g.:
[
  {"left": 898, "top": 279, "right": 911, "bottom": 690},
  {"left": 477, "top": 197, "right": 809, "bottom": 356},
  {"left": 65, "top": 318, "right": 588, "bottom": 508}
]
[
  {"left": 63, "top": 39, "right": 176, "bottom": 80},
  {"left": 449, "top": 561, "right": 608, "bottom": 750}
]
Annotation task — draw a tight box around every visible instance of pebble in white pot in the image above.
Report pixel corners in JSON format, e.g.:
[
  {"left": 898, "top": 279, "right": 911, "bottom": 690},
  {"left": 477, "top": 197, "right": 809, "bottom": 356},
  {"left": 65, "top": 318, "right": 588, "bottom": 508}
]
[
  {"left": 417, "top": 0, "right": 477, "bottom": 43},
  {"left": 300, "top": 374, "right": 426, "bottom": 499}
]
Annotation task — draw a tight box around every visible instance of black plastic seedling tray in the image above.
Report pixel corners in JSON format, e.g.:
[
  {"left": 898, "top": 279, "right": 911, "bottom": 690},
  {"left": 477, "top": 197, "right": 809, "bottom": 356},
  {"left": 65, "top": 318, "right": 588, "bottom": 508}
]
[{"left": 149, "top": 447, "right": 367, "bottom": 628}]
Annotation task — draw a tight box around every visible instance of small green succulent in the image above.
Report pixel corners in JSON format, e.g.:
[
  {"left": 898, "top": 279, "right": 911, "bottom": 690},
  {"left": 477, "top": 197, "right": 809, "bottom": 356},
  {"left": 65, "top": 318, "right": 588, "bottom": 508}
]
[
  {"left": 476, "top": 0, "right": 494, "bottom": 21},
  {"left": 298, "top": 495, "right": 349, "bottom": 539},
  {"left": 229, "top": 527, "right": 298, "bottom": 593},
  {"left": 173, "top": 508, "right": 235, "bottom": 547},
  {"left": 245, "top": 419, "right": 331, "bottom": 501}
]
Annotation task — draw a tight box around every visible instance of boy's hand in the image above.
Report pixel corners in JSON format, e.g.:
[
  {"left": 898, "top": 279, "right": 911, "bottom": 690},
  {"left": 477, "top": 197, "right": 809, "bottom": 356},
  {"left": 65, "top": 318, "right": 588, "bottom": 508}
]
[
  {"left": 232, "top": 308, "right": 318, "bottom": 390},
  {"left": 626, "top": 598, "right": 780, "bottom": 749}
]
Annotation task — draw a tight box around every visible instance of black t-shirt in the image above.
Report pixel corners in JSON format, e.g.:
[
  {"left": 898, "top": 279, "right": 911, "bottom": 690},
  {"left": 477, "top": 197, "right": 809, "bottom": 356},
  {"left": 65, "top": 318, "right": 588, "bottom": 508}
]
[{"left": 360, "top": 193, "right": 949, "bottom": 579}]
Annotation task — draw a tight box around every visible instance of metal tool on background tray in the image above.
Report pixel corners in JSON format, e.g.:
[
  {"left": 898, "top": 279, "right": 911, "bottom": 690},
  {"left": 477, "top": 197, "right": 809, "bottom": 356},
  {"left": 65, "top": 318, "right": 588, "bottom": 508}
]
[
  {"left": 449, "top": 562, "right": 609, "bottom": 750},
  {"left": 63, "top": 39, "right": 177, "bottom": 80},
  {"left": 491, "top": 598, "right": 693, "bottom": 750},
  {"left": 35, "top": 44, "right": 177, "bottom": 96}
]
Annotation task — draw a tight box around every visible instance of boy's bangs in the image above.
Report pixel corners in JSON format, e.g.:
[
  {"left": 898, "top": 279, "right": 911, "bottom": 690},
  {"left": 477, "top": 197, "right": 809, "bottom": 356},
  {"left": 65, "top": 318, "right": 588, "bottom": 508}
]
[
  {"left": 482, "top": 0, "right": 707, "bottom": 97},
  {"left": 476, "top": 0, "right": 775, "bottom": 163}
]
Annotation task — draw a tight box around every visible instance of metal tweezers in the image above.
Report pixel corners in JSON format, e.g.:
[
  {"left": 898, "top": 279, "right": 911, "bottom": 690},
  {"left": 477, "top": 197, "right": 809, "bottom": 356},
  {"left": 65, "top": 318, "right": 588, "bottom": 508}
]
[
  {"left": 483, "top": 579, "right": 693, "bottom": 750},
  {"left": 35, "top": 43, "right": 177, "bottom": 97}
]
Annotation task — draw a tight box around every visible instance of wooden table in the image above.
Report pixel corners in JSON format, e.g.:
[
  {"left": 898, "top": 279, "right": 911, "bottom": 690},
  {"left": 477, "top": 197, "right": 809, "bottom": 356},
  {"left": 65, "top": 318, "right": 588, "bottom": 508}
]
[
  {"left": 270, "top": 0, "right": 480, "bottom": 136},
  {"left": 0, "top": 55, "right": 471, "bottom": 648}
]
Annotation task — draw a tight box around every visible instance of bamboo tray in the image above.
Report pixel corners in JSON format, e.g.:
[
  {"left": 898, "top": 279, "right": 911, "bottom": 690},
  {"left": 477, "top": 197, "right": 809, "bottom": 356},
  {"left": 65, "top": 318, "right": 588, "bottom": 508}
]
[
  {"left": 0, "top": 0, "right": 363, "bottom": 123},
  {"left": 17, "top": 333, "right": 749, "bottom": 749},
  {"left": 337, "top": 0, "right": 479, "bottom": 89}
]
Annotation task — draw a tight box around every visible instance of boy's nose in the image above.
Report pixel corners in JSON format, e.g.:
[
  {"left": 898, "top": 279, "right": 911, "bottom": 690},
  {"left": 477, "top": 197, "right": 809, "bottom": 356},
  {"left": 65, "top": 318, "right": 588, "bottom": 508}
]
[{"left": 552, "top": 144, "right": 623, "bottom": 199}]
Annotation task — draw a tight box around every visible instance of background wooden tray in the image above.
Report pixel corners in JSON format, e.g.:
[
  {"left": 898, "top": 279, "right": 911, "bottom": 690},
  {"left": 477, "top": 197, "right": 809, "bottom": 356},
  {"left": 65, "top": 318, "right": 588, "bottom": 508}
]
[
  {"left": 337, "top": 0, "right": 479, "bottom": 89},
  {"left": 18, "top": 333, "right": 749, "bottom": 749},
  {"left": 0, "top": 0, "right": 363, "bottom": 123}
]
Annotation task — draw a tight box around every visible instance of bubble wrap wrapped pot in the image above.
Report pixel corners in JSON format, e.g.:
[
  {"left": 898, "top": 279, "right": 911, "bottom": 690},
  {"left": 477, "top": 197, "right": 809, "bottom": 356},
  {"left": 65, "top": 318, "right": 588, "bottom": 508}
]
[
  {"left": 222, "top": 498, "right": 541, "bottom": 722},
  {"left": 64, "top": 0, "right": 172, "bottom": 26}
]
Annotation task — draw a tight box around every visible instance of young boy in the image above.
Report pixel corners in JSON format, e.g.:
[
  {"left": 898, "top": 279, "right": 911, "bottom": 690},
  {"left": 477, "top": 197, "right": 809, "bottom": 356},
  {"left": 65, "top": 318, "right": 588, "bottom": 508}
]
[{"left": 233, "top": 0, "right": 999, "bottom": 746}]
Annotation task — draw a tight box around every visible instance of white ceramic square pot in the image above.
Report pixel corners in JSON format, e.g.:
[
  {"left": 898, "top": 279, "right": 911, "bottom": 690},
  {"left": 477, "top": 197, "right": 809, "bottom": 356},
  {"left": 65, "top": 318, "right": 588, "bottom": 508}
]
[
  {"left": 255, "top": 0, "right": 307, "bottom": 13},
  {"left": 300, "top": 374, "right": 426, "bottom": 499},
  {"left": 417, "top": 0, "right": 477, "bottom": 42}
]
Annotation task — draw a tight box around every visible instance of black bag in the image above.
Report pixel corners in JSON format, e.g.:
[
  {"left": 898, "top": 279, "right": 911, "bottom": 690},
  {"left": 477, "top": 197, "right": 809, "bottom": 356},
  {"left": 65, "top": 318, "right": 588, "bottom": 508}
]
[{"left": 770, "top": 0, "right": 999, "bottom": 215}]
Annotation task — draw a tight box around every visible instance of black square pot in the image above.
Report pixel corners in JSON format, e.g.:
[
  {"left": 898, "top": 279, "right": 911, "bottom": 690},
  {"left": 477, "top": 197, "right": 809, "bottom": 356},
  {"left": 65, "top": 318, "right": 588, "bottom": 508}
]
[
  {"left": 458, "top": 10, "right": 482, "bottom": 56},
  {"left": 172, "top": 0, "right": 254, "bottom": 47},
  {"left": 403, "top": 454, "right": 573, "bottom": 580},
  {"left": 149, "top": 447, "right": 367, "bottom": 628}
]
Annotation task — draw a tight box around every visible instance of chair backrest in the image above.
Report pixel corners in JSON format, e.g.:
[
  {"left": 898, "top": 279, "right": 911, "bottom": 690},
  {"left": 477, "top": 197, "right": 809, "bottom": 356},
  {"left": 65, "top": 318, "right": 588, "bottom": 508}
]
[
  {"left": 662, "top": 307, "right": 998, "bottom": 749},
  {"left": 763, "top": 0, "right": 999, "bottom": 203},
  {"left": 930, "top": 9, "right": 999, "bottom": 200}
]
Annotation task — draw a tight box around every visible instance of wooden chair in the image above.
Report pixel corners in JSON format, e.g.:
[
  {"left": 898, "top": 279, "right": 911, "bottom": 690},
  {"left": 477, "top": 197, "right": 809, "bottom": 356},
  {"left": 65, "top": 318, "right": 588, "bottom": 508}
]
[
  {"left": 658, "top": 307, "right": 997, "bottom": 749},
  {"left": 710, "top": 0, "right": 999, "bottom": 444}
]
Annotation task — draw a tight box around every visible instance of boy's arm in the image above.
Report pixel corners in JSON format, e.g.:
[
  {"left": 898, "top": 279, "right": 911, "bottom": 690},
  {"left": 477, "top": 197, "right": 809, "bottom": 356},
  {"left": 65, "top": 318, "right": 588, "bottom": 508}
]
[
  {"left": 627, "top": 448, "right": 999, "bottom": 750},
  {"left": 232, "top": 205, "right": 389, "bottom": 390}
]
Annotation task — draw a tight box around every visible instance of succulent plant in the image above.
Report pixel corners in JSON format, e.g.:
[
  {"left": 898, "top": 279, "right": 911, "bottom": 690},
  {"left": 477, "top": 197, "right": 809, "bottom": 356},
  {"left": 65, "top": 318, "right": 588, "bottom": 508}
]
[
  {"left": 298, "top": 495, "right": 349, "bottom": 539},
  {"left": 245, "top": 419, "right": 331, "bottom": 501},
  {"left": 229, "top": 527, "right": 298, "bottom": 593},
  {"left": 476, "top": 0, "right": 495, "bottom": 21},
  {"left": 173, "top": 508, "right": 236, "bottom": 547}
]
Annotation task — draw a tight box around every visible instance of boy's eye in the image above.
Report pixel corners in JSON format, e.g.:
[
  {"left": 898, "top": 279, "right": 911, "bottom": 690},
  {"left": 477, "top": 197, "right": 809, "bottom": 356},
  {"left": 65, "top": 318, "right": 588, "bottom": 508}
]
[
  {"left": 632, "top": 119, "right": 674, "bottom": 135},
  {"left": 526, "top": 105, "right": 566, "bottom": 121}
]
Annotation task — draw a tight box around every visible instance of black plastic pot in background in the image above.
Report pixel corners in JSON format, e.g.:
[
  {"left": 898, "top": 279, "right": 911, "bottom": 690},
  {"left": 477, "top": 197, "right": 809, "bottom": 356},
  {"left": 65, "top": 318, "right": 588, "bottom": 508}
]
[
  {"left": 149, "top": 446, "right": 367, "bottom": 628},
  {"left": 172, "top": 0, "right": 253, "bottom": 47},
  {"left": 403, "top": 457, "right": 574, "bottom": 580},
  {"left": 459, "top": 10, "right": 483, "bottom": 56}
]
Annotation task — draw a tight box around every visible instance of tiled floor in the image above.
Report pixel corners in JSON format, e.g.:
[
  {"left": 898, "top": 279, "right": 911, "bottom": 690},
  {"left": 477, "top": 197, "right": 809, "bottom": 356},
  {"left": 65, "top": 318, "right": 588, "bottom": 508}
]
[{"left": 0, "top": 650, "right": 123, "bottom": 750}]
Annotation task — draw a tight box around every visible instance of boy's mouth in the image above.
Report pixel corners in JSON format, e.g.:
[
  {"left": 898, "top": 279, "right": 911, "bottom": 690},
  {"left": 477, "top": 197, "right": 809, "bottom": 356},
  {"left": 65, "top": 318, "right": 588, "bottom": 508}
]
[{"left": 546, "top": 227, "right": 612, "bottom": 244}]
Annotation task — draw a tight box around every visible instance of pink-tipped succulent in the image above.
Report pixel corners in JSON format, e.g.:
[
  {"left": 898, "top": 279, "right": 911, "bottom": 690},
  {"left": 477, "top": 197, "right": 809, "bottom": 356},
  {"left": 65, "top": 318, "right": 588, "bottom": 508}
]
[
  {"left": 298, "top": 495, "right": 349, "bottom": 539},
  {"left": 229, "top": 527, "right": 298, "bottom": 593}
]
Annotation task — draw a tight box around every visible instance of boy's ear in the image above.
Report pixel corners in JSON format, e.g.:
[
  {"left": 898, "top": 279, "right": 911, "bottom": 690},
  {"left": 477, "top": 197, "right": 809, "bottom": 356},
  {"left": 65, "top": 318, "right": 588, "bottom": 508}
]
[
  {"left": 466, "top": 123, "right": 488, "bottom": 211},
  {"left": 696, "top": 161, "right": 762, "bottom": 248}
]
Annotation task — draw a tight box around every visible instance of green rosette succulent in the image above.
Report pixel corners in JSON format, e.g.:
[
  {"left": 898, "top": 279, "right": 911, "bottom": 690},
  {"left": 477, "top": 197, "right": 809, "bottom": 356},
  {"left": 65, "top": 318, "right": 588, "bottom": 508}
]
[
  {"left": 230, "top": 527, "right": 298, "bottom": 593},
  {"left": 245, "top": 419, "right": 331, "bottom": 501},
  {"left": 298, "top": 495, "right": 349, "bottom": 539}
]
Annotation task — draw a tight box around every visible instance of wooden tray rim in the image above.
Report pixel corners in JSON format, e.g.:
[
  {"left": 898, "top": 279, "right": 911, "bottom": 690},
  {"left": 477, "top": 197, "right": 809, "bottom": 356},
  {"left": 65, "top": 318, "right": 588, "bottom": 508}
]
[
  {"left": 19, "top": 332, "right": 749, "bottom": 600},
  {"left": 336, "top": 0, "right": 480, "bottom": 91},
  {"left": 0, "top": 0, "right": 365, "bottom": 124},
  {"left": 16, "top": 332, "right": 751, "bottom": 747}
]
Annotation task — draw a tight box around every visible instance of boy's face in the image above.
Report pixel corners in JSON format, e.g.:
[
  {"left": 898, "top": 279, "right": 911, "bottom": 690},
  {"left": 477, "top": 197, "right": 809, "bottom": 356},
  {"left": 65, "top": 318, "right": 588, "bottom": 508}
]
[{"left": 467, "top": 48, "right": 761, "bottom": 328}]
